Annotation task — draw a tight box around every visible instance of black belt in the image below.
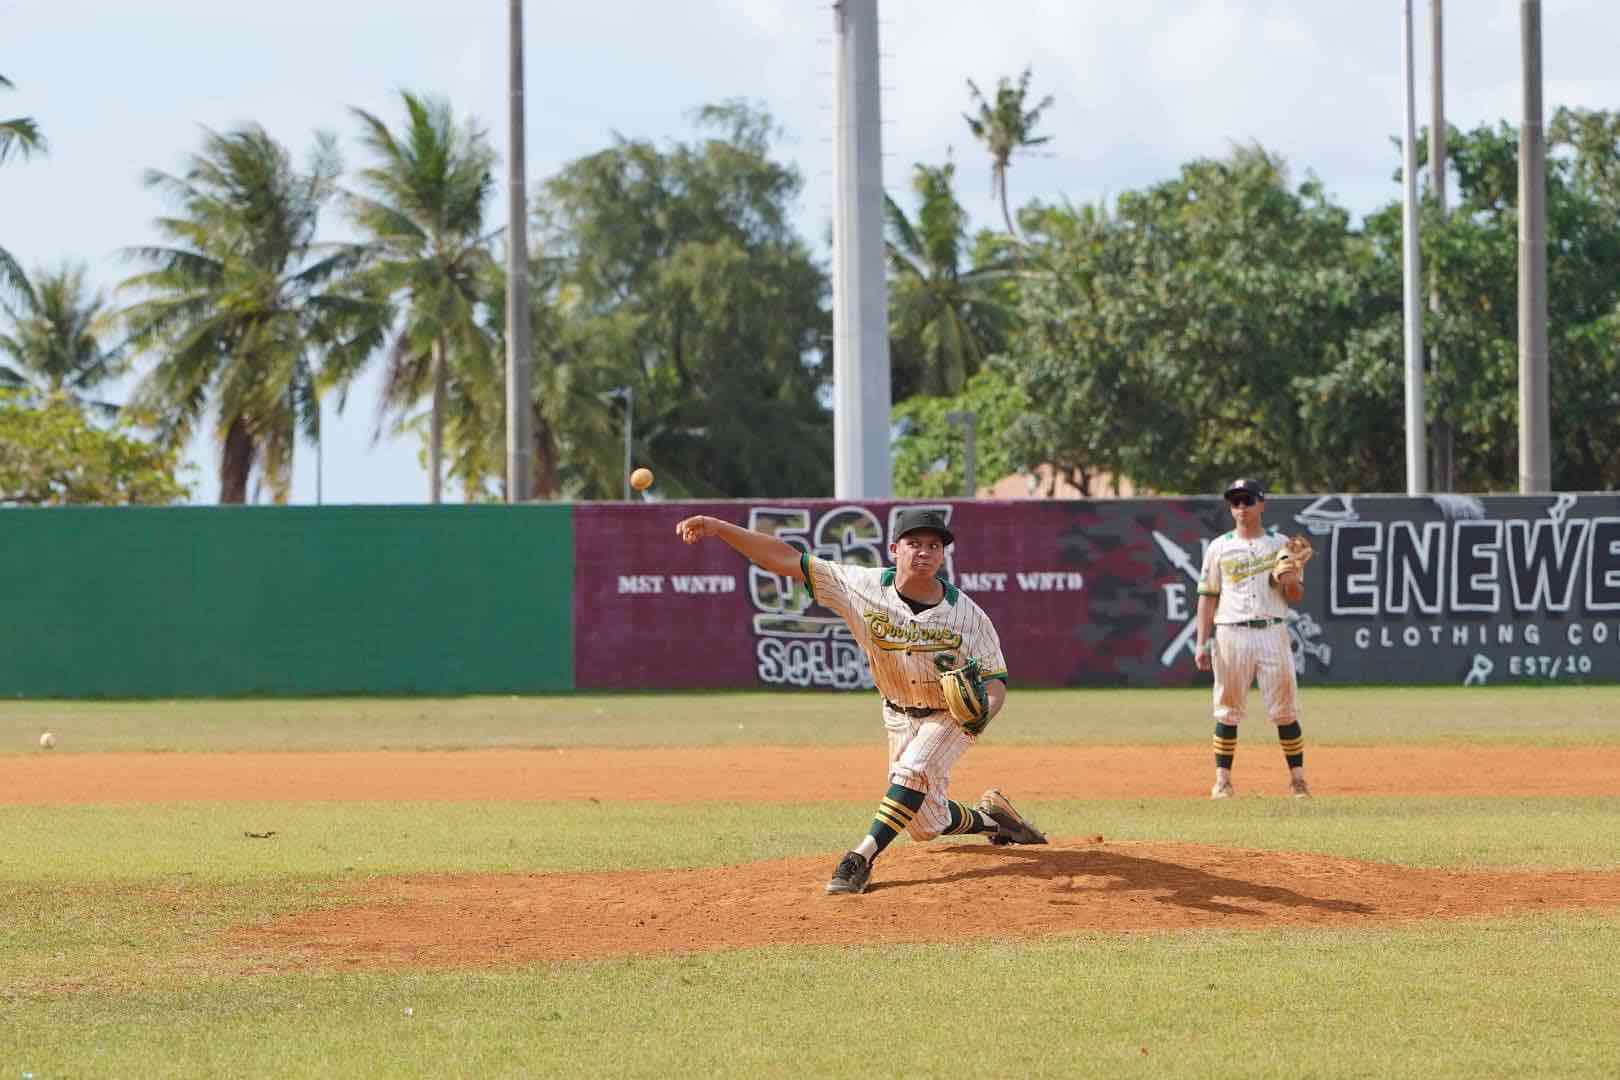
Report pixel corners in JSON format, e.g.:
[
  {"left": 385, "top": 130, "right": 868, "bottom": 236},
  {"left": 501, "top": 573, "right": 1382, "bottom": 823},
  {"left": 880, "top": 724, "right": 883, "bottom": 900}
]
[
  {"left": 1221, "top": 618, "right": 1285, "bottom": 629},
  {"left": 884, "top": 701, "right": 939, "bottom": 718}
]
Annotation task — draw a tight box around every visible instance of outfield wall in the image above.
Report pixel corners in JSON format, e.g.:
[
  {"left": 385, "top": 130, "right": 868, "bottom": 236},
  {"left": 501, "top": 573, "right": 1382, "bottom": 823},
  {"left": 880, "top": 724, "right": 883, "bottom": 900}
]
[
  {"left": 2, "top": 506, "right": 574, "bottom": 697},
  {"left": 579, "top": 493, "right": 1620, "bottom": 690},
  {"left": 7, "top": 494, "right": 1618, "bottom": 697}
]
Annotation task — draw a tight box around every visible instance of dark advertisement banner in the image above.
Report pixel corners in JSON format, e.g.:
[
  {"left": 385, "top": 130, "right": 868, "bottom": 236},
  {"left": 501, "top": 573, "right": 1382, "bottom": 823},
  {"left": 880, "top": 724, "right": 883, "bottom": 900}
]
[{"left": 573, "top": 494, "right": 1620, "bottom": 689}]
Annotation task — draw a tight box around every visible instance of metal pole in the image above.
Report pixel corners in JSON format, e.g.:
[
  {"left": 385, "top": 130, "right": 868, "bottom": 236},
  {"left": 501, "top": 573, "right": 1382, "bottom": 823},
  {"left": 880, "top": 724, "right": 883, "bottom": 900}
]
[
  {"left": 1401, "top": 0, "right": 1428, "bottom": 494},
  {"left": 505, "top": 0, "right": 534, "bottom": 502},
  {"left": 831, "top": 0, "right": 892, "bottom": 498},
  {"left": 1429, "top": 0, "right": 1453, "bottom": 492},
  {"left": 622, "top": 386, "right": 634, "bottom": 501},
  {"left": 315, "top": 396, "right": 323, "bottom": 506},
  {"left": 946, "top": 410, "right": 977, "bottom": 498},
  {"left": 1518, "top": 0, "right": 1551, "bottom": 492}
]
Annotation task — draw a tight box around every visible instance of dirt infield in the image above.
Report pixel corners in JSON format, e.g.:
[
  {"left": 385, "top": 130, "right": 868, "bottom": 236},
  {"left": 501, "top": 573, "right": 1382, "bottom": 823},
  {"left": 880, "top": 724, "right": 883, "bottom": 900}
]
[
  {"left": 239, "top": 841, "right": 1620, "bottom": 968},
  {"left": 8, "top": 744, "right": 1620, "bottom": 804},
  {"left": 11, "top": 745, "right": 1616, "bottom": 968}
]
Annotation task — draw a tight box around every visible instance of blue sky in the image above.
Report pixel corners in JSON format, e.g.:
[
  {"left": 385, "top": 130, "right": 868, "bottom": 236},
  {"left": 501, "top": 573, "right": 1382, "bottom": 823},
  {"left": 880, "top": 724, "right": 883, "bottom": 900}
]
[{"left": 7, "top": 0, "right": 1619, "bottom": 504}]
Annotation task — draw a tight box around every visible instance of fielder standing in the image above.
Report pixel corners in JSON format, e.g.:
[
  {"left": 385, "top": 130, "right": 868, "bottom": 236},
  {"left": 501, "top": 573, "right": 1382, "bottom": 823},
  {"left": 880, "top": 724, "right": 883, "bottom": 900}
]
[
  {"left": 675, "top": 507, "right": 1047, "bottom": 895},
  {"left": 1194, "top": 479, "right": 1313, "bottom": 799}
]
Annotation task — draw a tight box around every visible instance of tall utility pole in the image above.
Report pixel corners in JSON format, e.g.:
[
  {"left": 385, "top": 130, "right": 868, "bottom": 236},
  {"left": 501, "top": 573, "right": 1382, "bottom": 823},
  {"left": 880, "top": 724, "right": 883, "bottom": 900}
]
[
  {"left": 945, "top": 411, "right": 977, "bottom": 498},
  {"left": 1400, "top": 0, "right": 1428, "bottom": 494},
  {"left": 505, "top": 0, "right": 534, "bottom": 502},
  {"left": 831, "top": 0, "right": 892, "bottom": 498},
  {"left": 613, "top": 387, "right": 634, "bottom": 500},
  {"left": 1518, "top": 0, "right": 1551, "bottom": 493},
  {"left": 1429, "top": 0, "right": 1453, "bottom": 492}
]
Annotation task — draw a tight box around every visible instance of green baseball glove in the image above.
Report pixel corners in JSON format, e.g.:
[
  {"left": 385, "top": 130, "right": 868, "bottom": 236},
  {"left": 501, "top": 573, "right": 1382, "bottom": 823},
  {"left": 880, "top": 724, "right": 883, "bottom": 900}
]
[{"left": 938, "top": 656, "right": 991, "bottom": 736}]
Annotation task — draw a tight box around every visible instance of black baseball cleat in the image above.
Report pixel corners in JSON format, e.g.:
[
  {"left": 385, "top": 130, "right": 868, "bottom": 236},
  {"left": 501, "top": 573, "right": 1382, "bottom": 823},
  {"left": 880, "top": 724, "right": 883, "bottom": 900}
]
[
  {"left": 825, "top": 850, "right": 873, "bottom": 894},
  {"left": 978, "top": 788, "right": 1049, "bottom": 845}
]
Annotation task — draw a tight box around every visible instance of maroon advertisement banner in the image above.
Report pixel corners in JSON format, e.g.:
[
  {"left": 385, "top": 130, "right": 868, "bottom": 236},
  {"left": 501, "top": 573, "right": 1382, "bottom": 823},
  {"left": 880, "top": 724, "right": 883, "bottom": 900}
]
[
  {"left": 574, "top": 494, "right": 1620, "bottom": 690},
  {"left": 572, "top": 499, "right": 1198, "bottom": 690}
]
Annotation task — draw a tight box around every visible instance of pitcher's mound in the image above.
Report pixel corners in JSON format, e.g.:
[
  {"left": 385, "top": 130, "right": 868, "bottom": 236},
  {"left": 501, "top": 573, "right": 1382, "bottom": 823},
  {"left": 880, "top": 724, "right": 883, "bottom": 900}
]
[{"left": 236, "top": 840, "right": 1620, "bottom": 970}]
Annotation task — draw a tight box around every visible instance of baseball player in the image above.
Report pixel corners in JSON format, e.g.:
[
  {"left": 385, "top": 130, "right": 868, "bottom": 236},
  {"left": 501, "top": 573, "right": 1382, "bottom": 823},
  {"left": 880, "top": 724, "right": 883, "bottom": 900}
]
[
  {"left": 1194, "top": 479, "right": 1312, "bottom": 799},
  {"left": 675, "top": 506, "right": 1046, "bottom": 895}
]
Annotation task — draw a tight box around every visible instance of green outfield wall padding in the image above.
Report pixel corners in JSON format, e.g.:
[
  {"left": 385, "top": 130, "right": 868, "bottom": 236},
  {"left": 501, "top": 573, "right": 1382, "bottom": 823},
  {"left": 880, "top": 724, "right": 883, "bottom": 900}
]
[{"left": 2, "top": 506, "right": 574, "bottom": 698}]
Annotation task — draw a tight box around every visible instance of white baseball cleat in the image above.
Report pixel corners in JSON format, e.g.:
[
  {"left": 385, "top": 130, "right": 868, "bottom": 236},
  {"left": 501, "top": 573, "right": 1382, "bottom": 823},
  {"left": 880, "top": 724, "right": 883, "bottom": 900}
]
[{"left": 1210, "top": 777, "right": 1235, "bottom": 799}]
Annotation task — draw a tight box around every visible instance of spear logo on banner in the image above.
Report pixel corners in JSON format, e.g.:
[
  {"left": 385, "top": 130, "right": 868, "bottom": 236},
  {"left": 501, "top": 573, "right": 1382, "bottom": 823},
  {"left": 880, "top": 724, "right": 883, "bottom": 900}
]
[{"left": 1152, "top": 531, "right": 1204, "bottom": 666}]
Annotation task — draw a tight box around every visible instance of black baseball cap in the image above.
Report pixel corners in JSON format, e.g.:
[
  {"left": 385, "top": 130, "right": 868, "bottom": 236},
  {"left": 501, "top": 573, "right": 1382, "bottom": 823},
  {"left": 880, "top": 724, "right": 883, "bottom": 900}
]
[
  {"left": 1224, "top": 478, "right": 1266, "bottom": 500},
  {"left": 892, "top": 507, "right": 956, "bottom": 547}
]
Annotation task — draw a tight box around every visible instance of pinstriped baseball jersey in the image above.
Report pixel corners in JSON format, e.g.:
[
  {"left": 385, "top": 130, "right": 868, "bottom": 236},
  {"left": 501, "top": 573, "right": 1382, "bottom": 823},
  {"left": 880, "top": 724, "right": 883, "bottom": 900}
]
[
  {"left": 1198, "top": 530, "right": 1292, "bottom": 623},
  {"left": 801, "top": 554, "right": 1008, "bottom": 706}
]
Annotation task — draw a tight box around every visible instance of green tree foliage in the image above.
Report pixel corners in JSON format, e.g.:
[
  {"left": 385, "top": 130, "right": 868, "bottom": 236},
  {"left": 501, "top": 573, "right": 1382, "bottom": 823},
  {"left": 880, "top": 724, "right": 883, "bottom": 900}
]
[
  {"left": 1403, "top": 112, "right": 1620, "bottom": 490},
  {"left": 532, "top": 102, "right": 831, "bottom": 498},
  {"left": 1, "top": 74, "right": 47, "bottom": 301},
  {"left": 120, "top": 125, "right": 385, "bottom": 504},
  {"left": 0, "top": 390, "right": 189, "bottom": 505},
  {"left": 885, "top": 159, "right": 1016, "bottom": 399},
  {"left": 0, "top": 262, "right": 125, "bottom": 416},
  {"left": 1008, "top": 147, "right": 1369, "bottom": 494},
  {"left": 338, "top": 91, "right": 498, "bottom": 503},
  {"left": 891, "top": 367, "right": 1030, "bottom": 497},
  {"left": 963, "top": 65, "right": 1054, "bottom": 239}
]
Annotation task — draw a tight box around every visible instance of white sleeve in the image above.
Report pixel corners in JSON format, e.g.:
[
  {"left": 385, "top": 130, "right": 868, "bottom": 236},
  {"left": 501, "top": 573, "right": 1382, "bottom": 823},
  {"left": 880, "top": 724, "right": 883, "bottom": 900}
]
[
  {"left": 1198, "top": 539, "right": 1222, "bottom": 596},
  {"left": 962, "top": 600, "right": 1008, "bottom": 683},
  {"left": 802, "top": 554, "right": 856, "bottom": 621}
]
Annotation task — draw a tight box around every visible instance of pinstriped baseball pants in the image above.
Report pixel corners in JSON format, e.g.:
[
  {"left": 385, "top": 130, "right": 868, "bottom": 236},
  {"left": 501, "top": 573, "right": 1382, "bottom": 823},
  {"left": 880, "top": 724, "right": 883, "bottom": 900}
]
[
  {"left": 883, "top": 704, "right": 975, "bottom": 841},
  {"left": 1212, "top": 624, "right": 1299, "bottom": 726}
]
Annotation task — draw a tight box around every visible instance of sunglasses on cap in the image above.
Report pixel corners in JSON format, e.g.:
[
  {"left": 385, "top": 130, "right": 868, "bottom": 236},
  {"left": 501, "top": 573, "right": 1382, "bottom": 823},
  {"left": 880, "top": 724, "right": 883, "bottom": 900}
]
[{"left": 1227, "top": 494, "right": 1258, "bottom": 508}]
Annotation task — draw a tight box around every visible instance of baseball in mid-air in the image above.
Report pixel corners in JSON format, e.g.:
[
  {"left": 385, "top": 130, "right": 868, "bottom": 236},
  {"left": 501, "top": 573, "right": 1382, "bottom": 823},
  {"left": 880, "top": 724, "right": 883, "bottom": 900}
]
[
  {"left": 630, "top": 467, "right": 654, "bottom": 492},
  {"left": 39, "top": 732, "right": 56, "bottom": 750}
]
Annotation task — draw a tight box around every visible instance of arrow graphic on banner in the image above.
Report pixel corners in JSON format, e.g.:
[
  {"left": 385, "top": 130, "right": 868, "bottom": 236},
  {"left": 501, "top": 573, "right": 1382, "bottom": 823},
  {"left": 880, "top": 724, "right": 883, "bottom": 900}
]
[{"left": 1153, "top": 531, "right": 1203, "bottom": 666}]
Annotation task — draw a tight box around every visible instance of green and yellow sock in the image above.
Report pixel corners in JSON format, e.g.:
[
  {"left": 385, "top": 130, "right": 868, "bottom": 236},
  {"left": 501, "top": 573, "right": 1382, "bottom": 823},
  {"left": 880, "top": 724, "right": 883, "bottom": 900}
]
[
  {"left": 1213, "top": 722, "right": 1238, "bottom": 769},
  {"left": 1277, "top": 721, "right": 1304, "bottom": 768},
  {"left": 943, "top": 799, "right": 995, "bottom": 836},
  {"left": 867, "top": 783, "right": 926, "bottom": 855}
]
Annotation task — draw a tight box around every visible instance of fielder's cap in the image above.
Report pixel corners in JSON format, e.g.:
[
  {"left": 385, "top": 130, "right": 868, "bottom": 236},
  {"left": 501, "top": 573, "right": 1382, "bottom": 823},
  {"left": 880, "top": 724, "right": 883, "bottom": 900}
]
[
  {"left": 1224, "top": 478, "right": 1266, "bottom": 500},
  {"left": 891, "top": 507, "right": 956, "bottom": 547}
]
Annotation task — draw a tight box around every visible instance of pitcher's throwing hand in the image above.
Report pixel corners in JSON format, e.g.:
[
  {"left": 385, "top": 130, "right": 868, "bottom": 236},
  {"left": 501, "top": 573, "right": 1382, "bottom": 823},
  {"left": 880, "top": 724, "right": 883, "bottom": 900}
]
[{"left": 675, "top": 515, "right": 718, "bottom": 544}]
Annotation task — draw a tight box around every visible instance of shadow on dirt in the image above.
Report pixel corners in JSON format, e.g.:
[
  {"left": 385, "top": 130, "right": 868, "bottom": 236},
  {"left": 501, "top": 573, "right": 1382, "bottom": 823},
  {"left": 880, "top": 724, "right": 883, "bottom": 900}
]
[{"left": 871, "top": 844, "right": 1376, "bottom": 916}]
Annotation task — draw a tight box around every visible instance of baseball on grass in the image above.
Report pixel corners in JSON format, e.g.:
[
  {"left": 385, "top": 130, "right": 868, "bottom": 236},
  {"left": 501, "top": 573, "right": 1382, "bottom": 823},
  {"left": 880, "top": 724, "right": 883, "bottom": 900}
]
[
  {"left": 630, "top": 466, "right": 654, "bottom": 492},
  {"left": 39, "top": 732, "right": 56, "bottom": 750}
]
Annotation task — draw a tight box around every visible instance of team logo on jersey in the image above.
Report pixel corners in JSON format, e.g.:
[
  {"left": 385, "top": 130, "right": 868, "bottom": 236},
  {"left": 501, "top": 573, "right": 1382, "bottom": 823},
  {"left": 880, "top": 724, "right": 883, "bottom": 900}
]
[
  {"left": 1222, "top": 551, "right": 1278, "bottom": 584},
  {"left": 863, "top": 611, "right": 963, "bottom": 653}
]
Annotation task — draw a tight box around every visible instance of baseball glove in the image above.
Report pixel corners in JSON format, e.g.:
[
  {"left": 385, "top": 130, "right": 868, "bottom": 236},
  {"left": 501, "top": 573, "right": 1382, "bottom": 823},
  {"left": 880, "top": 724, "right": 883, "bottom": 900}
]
[
  {"left": 938, "top": 657, "right": 991, "bottom": 736},
  {"left": 1271, "top": 534, "right": 1314, "bottom": 584}
]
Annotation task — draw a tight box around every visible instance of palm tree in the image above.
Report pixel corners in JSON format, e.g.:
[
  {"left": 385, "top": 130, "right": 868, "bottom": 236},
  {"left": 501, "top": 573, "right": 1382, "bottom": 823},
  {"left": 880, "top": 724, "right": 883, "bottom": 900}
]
[
  {"left": 0, "top": 262, "right": 125, "bottom": 415},
  {"left": 963, "top": 65, "right": 1055, "bottom": 239},
  {"left": 338, "top": 91, "right": 497, "bottom": 504},
  {"left": 885, "top": 160, "right": 1016, "bottom": 397},
  {"left": 2, "top": 74, "right": 48, "bottom": 301},
  {"left": 120, "top": 125, "right": 384, "bottom": 504}
]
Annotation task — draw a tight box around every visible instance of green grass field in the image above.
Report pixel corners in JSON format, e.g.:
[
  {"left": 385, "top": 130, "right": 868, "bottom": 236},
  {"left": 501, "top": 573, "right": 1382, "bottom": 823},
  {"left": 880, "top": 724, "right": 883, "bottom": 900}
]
[
  {"left": 2, "top": 686, "right": 1619, "bottom": 1078},
  {"left": 6, "top": 684, "right": 1620, "bottom": 751}
]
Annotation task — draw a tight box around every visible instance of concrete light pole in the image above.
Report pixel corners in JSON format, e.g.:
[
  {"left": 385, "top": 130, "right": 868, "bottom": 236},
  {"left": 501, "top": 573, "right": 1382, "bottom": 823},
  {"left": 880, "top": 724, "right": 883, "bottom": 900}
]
[
  {"left": 1400, "top": 0, "right": 1428, "bottom": 494},
  {"left": 831, "top": 0, "right": 892, "bottom": 498},
  {"left": 1518, "top": 0, "right": 1551, "bottom": 493},
  {"left": 505, "top": 0, "right": 534, "bottom": 502}
]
